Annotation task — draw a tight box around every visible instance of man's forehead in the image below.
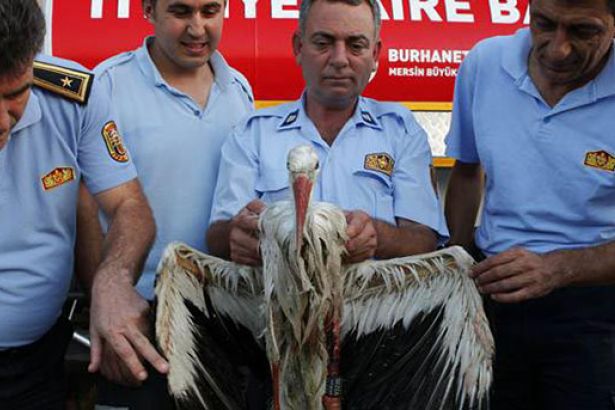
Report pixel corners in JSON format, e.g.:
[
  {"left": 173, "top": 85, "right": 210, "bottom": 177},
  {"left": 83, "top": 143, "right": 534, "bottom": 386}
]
[
  {"left": 304, "top": 1, "right": 375, "bottom": 35},
  {"left": 0, "top": 67, "right": 33, "bottom": 95},
  {"left": 531, "top": 0, "right": 610, "bottom": 14},
  {"left": 162, "top": 0, "right": 224, "bottom": 7}
]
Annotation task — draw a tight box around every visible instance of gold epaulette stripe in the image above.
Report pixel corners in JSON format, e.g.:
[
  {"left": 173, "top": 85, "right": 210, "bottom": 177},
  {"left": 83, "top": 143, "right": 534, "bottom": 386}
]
[{"left": 33, "top": 61, "right": 93, "bottom": 105}]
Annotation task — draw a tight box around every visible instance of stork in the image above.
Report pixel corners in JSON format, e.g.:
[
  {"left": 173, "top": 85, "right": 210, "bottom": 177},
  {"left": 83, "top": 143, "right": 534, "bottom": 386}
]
[{"left": 155, "top": 145, "right": 494, "bottom": 410}]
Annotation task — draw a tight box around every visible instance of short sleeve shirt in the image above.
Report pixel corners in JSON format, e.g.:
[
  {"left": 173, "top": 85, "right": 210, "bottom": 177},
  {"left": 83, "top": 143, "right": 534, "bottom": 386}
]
[
  {"left": 446, "top": 29, "right": 615, "bottom": 256},
  {"left": 0, "top": 55, "right": 137, "bottom": 347},
  {"left": 94, "top": 38, "right": 254, "bottom": 300},
  {"left": 210, "top": 94, "right": 448, "bottom": 243}
]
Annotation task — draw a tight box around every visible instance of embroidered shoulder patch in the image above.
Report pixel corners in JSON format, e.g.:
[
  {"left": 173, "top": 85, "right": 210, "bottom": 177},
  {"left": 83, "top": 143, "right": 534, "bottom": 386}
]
[
  {"left": 33, "top": 61, "right": 93, "bottom": 105},
  {"left": 364, "top": 153, "right": 394, "bottom": 176},
  {"left": 101, "top": 121, "right": 129, "bottom": 163},
  {"left": 41, "top": 167, "right": 75, "bottom": 191},
  {"left": 584, "top": 150, "right": 615, "bottom": 172}
]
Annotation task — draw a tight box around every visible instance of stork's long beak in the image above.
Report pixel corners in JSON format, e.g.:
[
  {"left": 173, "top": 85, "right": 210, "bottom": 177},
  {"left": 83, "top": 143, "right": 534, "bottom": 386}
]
[{"left": 292, "top": 173, "right": 312, "bottom": 251}]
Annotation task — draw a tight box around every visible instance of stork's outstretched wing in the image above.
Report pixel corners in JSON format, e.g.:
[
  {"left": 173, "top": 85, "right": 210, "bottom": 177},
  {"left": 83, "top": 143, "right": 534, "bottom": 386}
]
[
  {"left": 341, "top": 246, "right": 493, "bottom": 410},
  {"left": 155, "top": 242, "right": 266, "bottom": 409}
]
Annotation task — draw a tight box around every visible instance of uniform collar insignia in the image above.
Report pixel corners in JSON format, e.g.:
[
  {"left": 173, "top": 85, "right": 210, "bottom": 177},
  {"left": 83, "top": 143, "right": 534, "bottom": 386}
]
[
  {"left": 584, "top": 150, "right": 615, "bottom": 172},
  {"left": 361, "top": 110, "right": 377, "bottom": 126},
  {"left": 280, "top": 110, "right": 299, "bottom": 127},
  {"left": 364, "top": 152, "right": 394, "bottom": 176}
]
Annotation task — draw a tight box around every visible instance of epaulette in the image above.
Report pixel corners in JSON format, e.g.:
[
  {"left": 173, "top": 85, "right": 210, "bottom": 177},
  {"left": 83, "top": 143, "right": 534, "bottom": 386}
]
[{"left": 33, "top": 60, "right": 93, "bottom": 105}]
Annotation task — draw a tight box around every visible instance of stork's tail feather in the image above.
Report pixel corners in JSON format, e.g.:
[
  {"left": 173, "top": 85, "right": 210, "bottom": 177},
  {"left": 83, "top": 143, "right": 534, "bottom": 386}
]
[{"left": 342, "top": 246, "right": 494, "bottom": 409}]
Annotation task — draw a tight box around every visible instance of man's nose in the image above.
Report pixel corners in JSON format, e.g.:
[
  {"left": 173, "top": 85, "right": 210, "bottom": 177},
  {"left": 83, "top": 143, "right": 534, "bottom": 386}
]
[
  {"left": 187, "top": 13, "right": 207, "bottom": 37},
  {"left": 548, "top": 27, "right": 573, "bottom": 61},
  {"left": 0, "top": 100, "right": 10, "bottom": 137},
  {"left": 329, "top": 41, "right": 350, "bottom": 68}
]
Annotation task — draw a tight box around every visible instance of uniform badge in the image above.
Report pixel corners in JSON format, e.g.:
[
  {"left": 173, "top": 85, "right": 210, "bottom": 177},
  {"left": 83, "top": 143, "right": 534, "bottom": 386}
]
[
  {"left": 281, "top": 110, "right": 299, "bottom": 127},
  {"left": 364, "top": 153, "right": 395, "bottom": 176},
  {"left": 584, "top": 150, "right": 615, "bottom": 172},
  {"left": 101, "top": 121, "right": 129, "bottom": 163},
  {"left": 361, "top": 111, "right": 376, "bottom": 125},
  {"left": 41, "top": 167, "right": 75, "bottom": 191}
]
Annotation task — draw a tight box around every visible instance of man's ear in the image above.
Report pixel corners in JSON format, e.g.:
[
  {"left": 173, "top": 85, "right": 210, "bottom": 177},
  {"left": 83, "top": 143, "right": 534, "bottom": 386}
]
[
  {"left": 372, "top": 39, "right": 382, "bottom": 62},
  {"left": 292, "top": 31, "right": 303, "bottom": 65},
  {"left": 142, "top": 0, "right": 155, "bottom": 22}
]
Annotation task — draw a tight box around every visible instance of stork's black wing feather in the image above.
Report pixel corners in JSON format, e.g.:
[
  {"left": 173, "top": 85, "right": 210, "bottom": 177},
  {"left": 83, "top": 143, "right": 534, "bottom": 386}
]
[{"left": 341, "top": 308, "right": 487, "bottom": 410}]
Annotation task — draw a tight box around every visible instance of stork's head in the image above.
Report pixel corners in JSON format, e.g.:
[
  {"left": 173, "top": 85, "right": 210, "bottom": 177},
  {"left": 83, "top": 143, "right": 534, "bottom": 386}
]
[{"left": 287, "top": 145, "right": 319, "bottom": 249}]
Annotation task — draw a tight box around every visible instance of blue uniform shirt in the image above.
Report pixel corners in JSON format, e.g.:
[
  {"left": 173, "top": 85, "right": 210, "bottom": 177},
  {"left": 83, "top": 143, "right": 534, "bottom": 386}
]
[
  {"left": 446, "top": 29, "right": 615, "bottom": 256},
  {"left": 210, "top": 95, "right": 448, "bottom": 242},
  {"left": 0, "top": 55, "right": 137, "bottom": 347},
  {"left": 95, "top": 38, "right": 254, "bottom": 300}
]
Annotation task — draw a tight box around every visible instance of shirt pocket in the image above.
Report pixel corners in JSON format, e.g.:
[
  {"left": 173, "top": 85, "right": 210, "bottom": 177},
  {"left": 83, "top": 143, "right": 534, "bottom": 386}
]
[
  {"left": 255, "top": 167, "right": 291, "bottom": 204},
  {"left": 352, "top": 168, "right": 395, "bottom": 223}
]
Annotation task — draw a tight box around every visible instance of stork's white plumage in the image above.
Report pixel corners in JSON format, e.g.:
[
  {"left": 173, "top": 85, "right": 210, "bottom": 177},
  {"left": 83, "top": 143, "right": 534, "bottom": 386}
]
[{"left": 155, "top": 145, "right": 494, "bottom": 410}]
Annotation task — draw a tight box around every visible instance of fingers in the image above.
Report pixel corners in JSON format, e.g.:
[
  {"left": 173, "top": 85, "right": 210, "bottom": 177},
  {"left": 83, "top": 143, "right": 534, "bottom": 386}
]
[
  {"left": 477, "top": 272, "right": 530, "bottom": 294},
  {"left": 88, "top": 331, "right": 102, "bottom": 373},
  {"left": 471, "top": 248, "right": 524, "bottom": 277},
  {"left": 344, "top": 210, "right": 377, "bottom": 263},
  {"left": 100, "top": 347, "right": 141, "bottom": 387},
  {"left": 245, "top": 199, "right": 266, "bottom": 214},
  {"left": 107, "top": 333, "right": 148, "bottom": 382},
  {"left": 229, "top": 204, "right": 263, "bottom": 265},
  {"left": 126, "top": 326, "right": 169, "bottom": 375}
]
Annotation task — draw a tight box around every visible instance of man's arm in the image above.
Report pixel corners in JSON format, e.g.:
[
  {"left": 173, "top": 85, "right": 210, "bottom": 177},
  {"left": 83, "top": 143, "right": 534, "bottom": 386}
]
[
  {"left": 75, "top": 182, "right": 103, "bottom": 291},
  {"left": 86, "top": 179, "right": 168, "bottom": 382},
  {"left": 444, "top": 161, "right": 483, "bottom": 249},
  {"left": 76, "top": 182, "right": 151, "bottom": 386},
  {"left": 345, "top": 211, "right": 437, "bottom": 263},
  {"left": 472, "top": 241, "right": 615, "bottom": 303}
]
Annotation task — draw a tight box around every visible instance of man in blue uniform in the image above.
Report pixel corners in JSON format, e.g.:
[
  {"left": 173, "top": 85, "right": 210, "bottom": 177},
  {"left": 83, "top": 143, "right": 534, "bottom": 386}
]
[
  {"left": 207, "top": 0, "right": 446, "bottom": 271},
  {"left": 445, "top": 0, "right": 615, "bottom": 408},
  {"left": 75, "top": 0, "right": 254, "bottom": 407},
  {"left": 0, "top": 1, "right": 167, "bottom": 409}
]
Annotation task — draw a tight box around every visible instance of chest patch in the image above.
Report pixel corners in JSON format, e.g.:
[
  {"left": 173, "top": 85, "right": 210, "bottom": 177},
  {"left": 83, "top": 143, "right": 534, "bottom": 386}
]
[
  {"left": 364, "top": 153, "right": 395, "bottom": 176},
  {"left": 41, "top": 167, "right": 75, "bottom": 191},
  {"left": 584, "top": 150, "right": 615, "bottom": 172},
  {"left": 101, "top": 121, "right": 129, "bottom": 163}
]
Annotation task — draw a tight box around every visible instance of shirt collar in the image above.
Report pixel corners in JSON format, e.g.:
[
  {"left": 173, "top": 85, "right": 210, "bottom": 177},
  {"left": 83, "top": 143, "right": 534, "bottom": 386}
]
[
  {"left": 501, "top": 29, "right": 615, "bottom": 103},
  {"left": 501, "top": 28, "right": 532, "bottom": 84},
  {"left": 593, "top": 44, "right": 615, "bottom": 100},
  {"left": 135, "top": 36, "right": 234, "bottom": 91},
  {"left": 11, "top": 91, "right": 42, "bottom": 135},
  {"left": 277, "top": 93, "right": 381, "bottom": 130}
]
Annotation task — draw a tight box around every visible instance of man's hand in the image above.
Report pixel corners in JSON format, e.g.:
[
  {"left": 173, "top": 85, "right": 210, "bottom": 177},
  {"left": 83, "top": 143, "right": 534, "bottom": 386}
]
[
  {"left": 472, "top": 247, "right": 565, "bottom": 303},
  {"left": 99, "top": 343, "right": 143, "bottom": 386},
  {"left": 344, "top": 210, "right": 378, "bottom": 263},
  {"left": 229, "top": 200, "right": 265, "bottom": 266},
  {"left": 88, "top": 269, "right": 168, "bottom": 382}
]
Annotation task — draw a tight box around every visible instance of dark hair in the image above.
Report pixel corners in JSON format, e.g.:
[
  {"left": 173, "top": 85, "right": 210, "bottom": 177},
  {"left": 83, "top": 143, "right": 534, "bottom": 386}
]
[
  {"left": 0, "top": 0, "right": 45, "bottom": 76},
  {"left": 610, "top": 0, "right": 615, "bottom": 15},
  {"left": 298, "top": 0, "right": 381, "bottom": 39},
  {"left": 143, "top": 0, "right": 158, "bottom": 9}
]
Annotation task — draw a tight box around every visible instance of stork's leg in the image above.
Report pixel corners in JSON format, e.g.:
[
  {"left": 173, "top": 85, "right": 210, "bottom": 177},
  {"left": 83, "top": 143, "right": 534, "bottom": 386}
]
[
  {"left": 322, "top": 311, "right": 342, "bottom": 410},
  {"left": 271, "top": 362, "right": 281, "bottom": 410}
]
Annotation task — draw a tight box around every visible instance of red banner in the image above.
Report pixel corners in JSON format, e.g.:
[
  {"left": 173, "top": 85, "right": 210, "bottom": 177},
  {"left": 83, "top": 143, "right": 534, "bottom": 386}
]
[{"left": 49, "top": 0, "right": 529, "bottom": 105}]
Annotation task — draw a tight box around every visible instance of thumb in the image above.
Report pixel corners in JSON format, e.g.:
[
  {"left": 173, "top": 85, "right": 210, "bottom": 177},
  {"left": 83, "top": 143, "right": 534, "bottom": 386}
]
[{"left": 88, "top": 330, "right": 102, "bottom": 373}]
